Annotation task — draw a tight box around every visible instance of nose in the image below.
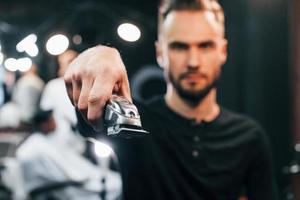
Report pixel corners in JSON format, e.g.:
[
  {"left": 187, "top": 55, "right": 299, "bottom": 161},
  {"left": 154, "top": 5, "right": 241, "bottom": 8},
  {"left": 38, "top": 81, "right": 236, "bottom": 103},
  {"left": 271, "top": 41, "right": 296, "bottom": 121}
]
[{"left": 187, "top": 46, "right": 200, "bottom": 69}]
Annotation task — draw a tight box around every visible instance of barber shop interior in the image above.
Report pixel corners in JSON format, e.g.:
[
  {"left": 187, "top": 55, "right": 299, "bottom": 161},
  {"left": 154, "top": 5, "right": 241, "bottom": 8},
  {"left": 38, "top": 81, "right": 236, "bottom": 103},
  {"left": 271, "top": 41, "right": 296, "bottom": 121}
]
[{"left": 0, "top": 0, "right": 298, "bottom": 199}]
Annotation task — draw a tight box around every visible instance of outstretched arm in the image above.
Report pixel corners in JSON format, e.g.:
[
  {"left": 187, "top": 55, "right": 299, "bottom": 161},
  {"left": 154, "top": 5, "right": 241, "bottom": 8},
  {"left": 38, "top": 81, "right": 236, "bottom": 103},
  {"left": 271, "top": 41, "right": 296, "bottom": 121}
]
[{"left": 64, "top": 45, "right": 131, "bottom": 131}]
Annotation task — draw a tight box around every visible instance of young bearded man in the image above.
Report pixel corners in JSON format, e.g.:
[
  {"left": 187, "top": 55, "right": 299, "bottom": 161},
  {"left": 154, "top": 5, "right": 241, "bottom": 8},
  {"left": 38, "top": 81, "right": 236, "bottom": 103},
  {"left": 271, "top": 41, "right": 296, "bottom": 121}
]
[{"left": 64, "top": 0, "right": 278, "bottom": 199}]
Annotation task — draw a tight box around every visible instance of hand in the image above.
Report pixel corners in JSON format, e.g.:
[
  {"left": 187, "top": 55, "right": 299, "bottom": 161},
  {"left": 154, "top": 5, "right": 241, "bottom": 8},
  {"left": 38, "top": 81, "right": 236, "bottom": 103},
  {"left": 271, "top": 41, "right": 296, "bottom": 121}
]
[{"left": 64, "top": 45, "right": 131, "bottom": 131}]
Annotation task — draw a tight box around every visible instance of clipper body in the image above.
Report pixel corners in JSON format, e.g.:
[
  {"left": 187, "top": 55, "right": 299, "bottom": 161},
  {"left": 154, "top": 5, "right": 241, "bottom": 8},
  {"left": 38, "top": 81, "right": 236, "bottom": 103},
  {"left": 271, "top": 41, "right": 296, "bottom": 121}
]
[{"left": 104, "top": 95, "right": 148, "bottom": 138}]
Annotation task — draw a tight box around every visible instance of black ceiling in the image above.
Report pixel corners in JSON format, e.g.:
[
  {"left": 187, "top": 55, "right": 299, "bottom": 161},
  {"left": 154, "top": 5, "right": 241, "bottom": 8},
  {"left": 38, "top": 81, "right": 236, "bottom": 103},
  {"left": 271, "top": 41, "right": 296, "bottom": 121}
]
[{"left": 0, "top": 0, "right": 158, "bottom": 56}]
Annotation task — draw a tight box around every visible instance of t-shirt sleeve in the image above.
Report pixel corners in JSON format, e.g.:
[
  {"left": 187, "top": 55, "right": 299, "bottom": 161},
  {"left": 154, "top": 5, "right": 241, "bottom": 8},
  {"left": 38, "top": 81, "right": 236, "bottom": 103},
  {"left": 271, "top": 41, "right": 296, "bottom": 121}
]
[
  {"left": 75, "top": 108, "right": 99, "bottom": 138},
  {"left": 134, "top": 100, "right": 156, "bottom": 134}
]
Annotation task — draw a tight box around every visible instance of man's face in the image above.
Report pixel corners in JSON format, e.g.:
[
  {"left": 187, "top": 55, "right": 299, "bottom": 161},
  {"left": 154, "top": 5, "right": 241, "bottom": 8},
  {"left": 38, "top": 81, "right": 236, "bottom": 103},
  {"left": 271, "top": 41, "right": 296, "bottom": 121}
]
[{"left": 156, "top": 10, "right": 227, "bottom": 102}]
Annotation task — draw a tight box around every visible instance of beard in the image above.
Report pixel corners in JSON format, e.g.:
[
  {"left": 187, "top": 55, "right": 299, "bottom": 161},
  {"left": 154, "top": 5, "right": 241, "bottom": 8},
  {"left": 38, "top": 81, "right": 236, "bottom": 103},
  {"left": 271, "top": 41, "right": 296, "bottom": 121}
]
[{"left": 169, "top": 71, "right": 219, "bottom": 104}]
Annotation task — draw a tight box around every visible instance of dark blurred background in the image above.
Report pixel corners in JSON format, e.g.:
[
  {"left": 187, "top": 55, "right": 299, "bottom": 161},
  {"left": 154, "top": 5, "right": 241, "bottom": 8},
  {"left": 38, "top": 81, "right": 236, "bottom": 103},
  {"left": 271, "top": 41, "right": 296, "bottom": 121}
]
[{"left": 0, "top": 0, "right": 298, "bottom": 199}]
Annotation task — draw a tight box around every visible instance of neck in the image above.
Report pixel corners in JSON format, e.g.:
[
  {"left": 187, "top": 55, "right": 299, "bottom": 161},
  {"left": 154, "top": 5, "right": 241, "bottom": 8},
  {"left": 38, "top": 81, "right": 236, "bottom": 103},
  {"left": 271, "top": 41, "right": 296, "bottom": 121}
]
[{"left": 165, "top": 86, "right": 220, "bottom": 123}]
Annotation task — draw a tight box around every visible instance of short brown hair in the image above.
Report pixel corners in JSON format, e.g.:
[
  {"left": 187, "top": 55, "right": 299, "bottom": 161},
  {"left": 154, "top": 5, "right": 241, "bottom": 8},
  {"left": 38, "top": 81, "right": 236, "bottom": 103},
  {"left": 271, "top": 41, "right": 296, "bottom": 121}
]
[{"left": 158, "top": 0, "right": 224, "bottom": 32}]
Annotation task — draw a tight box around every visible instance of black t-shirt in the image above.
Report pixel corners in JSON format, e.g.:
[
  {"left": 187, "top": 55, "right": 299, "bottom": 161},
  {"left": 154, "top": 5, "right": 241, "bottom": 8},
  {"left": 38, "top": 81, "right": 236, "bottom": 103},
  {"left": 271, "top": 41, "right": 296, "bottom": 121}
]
[{"left": 77, "top": 96, "right": 278, "bottom": 200}]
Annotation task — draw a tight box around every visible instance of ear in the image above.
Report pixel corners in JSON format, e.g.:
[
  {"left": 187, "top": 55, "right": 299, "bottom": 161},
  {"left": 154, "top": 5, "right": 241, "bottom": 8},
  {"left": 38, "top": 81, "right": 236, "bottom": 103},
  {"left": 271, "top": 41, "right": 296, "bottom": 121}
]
[
  {"left": 220, "top": 38, "right": 228, "bottom": 65},
  {"left": 155, "top": 40, "right": 164, "bottom": 68}
]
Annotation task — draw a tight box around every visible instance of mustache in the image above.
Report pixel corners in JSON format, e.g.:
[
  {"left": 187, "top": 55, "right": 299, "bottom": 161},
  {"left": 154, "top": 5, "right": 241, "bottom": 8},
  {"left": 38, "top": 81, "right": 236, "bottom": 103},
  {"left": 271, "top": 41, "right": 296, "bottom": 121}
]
[{"left": 178, "top": 71, "right": 208, "bottom": 80}]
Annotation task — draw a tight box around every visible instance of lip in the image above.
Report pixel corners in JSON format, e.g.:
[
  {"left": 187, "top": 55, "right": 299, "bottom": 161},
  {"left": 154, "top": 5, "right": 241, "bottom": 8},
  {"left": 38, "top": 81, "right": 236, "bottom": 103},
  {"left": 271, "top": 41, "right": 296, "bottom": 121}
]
[
  {"left": 185, "top": 74, "right": 201, "bottom": 78},
  {"left": 182, "top": 74, "right": 204, "bottom": 81}
]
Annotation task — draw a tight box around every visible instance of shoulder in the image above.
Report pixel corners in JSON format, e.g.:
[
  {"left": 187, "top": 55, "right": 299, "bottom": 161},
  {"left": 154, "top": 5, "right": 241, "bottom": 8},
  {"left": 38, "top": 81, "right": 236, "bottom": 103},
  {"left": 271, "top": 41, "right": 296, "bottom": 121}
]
[
  {"left": 220, "top": 108, "right": 263, "bottom": 131},
  {"left": 16, "top": 133, "right": 51, "bottom": 160},
  {"left": 44, "top": 78, "right": 63, "bottom": 90},
  {"left": 134, "top": 95, "right": 164, "bottom": 115},
  {"left": 217, "top": 108, "right": 268, "bottom": 143},
  {"left": 134, "top": 95, "right": 169, "bottom": 123},
  {"left": 24, "top": 75, "right": 45, "bottom": 90},
  {"left": 216, "top": 109, "right": 272, "bottom": 160},
  {"left": 41, "top": 78, "right": 65, "bottom": 102},
  {"left": 133, "top": 95, "right": 168, "bottom": 133}
]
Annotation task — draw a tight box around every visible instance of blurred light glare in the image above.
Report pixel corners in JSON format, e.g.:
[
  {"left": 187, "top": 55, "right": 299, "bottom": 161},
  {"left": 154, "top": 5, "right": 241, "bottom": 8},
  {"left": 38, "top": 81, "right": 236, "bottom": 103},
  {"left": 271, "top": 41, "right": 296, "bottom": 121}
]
[
  {"left": 4, "top": 57, "right": 32, "bottom": 72},
  {"left": 16, "top": 34, "right": 39, "bottom": 57},
  {"left": 46, "top": 34, "right": 69, "bottom": 55},
  {"left": 72, "top": 34, "right": 82, "bottom": 45},
  {"left": 4, "top": 58, "right": 18, "bottom": 72},
  {"left": 94, "top": 141, "right": 113, "bottom": 158},
  {"left": 0, "top": 52, "right": 3, "bottom": 65},
  {"left": 295, "top": 143, "right": 300, "bottom": 152},
  {"left": 16, "top": 34, "right": 37, "bottom": 51},
  {"left": 17, "top": 57, "right": 32, "bottom": 72},
  {"left": 290, "top": 164, "right": 300, "bottom": 174},
  {"left": 117, "top": 23, "right": 141, "bottom": 42},
  {"left": 25, "top": 45, "right": 39, "bottom": 57}
]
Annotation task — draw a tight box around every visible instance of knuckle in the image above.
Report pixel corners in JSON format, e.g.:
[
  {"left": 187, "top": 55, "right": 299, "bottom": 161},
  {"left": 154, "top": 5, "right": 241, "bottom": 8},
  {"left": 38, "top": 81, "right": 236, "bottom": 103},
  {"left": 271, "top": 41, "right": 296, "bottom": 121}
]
[
  {"left": 81, "top": 68, "right": 93, "bottom": 78},
  {"left": 77, "top": 102, "right": 87, "bottom": 112},
  {"left": 88, "top": 96, "right": 108, "bottom": 114},
  {"left": 72, "top": 71, "right": 81, "bottom": 81},
  {"left": 109, "top": 47, "right": 119, "bottom": 55},
  {"left": 64, "top": 73, "right": 72, "bottom": 83},
  {"left": 88, "top": 95, "right": 101, "bottom": 105}
]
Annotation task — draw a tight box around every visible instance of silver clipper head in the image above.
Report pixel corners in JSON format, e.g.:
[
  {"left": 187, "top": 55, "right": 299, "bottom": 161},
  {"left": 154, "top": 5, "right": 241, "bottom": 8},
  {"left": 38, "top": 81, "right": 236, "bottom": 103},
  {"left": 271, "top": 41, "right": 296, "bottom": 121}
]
[{"left": 104, "top": 95, "right": 148, "bottom": 138}]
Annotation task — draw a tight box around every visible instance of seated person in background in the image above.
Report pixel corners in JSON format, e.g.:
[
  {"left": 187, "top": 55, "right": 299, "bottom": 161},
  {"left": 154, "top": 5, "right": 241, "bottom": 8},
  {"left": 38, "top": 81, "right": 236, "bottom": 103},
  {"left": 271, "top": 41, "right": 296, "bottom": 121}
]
[
  {"left": 40, "top": 49, "right": 84, "bottom": 152},
  {"left": 16, "top": 109, "right": 122, "bottom": 200},
  {"left": 12, "top": 63, "right": 44, "bottom": 125},
  {"left": 0, "top": 63, "right": 44, "bottom": 129}
]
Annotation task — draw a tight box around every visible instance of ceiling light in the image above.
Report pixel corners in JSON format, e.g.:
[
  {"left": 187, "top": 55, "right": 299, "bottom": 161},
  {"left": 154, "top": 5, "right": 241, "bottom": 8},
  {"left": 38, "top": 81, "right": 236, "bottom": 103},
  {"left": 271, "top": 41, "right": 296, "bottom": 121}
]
[
  {"left": 46, "top": 34, "right": 69, "bottom": 55},
  {"left": 117, "top": 23, "right": 141, "bottom": 42}
]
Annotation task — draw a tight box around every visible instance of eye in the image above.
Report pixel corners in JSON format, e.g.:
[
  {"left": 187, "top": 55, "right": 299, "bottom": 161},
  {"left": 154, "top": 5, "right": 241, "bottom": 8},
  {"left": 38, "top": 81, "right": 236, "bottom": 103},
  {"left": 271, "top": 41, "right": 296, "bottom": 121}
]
[
  {"left": 169, "top": 42, "right": 189, "bottom": 50},
  {"left": 198, "top": 41, "right": 215, "bottom": 49}
]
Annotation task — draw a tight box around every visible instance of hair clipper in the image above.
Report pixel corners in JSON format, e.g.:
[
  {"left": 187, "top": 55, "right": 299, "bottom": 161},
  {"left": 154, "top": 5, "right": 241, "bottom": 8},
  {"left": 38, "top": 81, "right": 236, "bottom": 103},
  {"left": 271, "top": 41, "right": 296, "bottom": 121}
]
[{"left": 104, "top": 95, "right": 148, "bottom": 138}]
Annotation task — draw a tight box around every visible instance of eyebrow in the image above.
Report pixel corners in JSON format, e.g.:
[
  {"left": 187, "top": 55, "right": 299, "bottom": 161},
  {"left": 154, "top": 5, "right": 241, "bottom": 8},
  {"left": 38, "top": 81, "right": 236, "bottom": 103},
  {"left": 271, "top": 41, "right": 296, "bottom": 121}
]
[
  {"left": 169, "top": 41, "right": 189, "bottom": 49},
  {"left": 168, "top": 40, "right": 216, "bottom": 49}
]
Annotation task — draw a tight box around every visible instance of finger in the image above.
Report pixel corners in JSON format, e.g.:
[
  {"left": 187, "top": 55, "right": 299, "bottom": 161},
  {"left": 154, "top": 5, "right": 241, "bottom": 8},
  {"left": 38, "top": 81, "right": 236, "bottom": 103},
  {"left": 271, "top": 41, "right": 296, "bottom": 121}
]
[
  {"left": 77, "top": 76, "right": 93, "bottom": 118},
  {"left": 87, "top": 76, "right": 114, "bottom": 129},
  {"left": 118, "top": 77, "right": 132, "bottom": 102},
  {"left": 111, "top": 73, "right": 131, "bottom": 101},
  {"left": 72, "top": 73, "right": 82, "bottom": 107},
  {"left": 72, "top": 79, "right": 81, "bottom": 107},
  {"left": 64, "top": 73, "right": 74, "bottom": 106}
]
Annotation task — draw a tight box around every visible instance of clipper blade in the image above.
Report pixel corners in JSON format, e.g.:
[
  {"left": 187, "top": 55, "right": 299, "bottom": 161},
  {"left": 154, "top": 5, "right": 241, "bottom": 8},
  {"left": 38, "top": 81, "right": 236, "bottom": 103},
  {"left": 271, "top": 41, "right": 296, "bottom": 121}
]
[{"left": 107, "top": 124, "right": 148, "bottom": 138}]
